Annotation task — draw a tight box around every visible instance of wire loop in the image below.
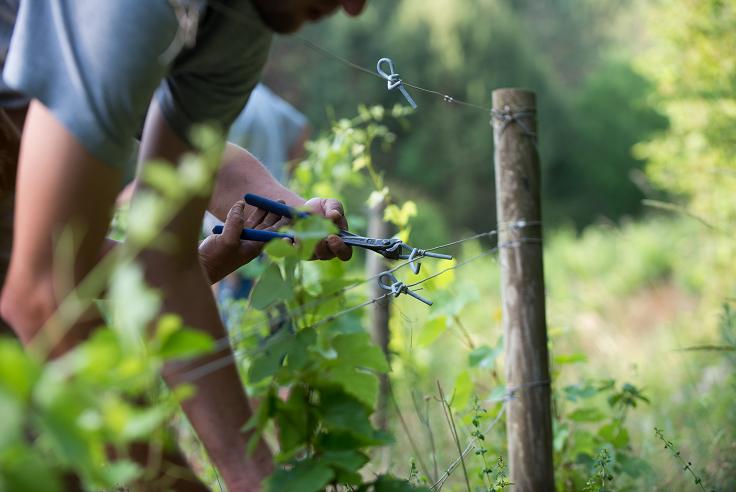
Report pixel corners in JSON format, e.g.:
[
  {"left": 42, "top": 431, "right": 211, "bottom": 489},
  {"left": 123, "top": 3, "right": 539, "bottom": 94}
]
[
  {"left": 376, "top": 57, "right": 418, "bottom": 109},
  {"left": 378, "top": 271, "right": 433, "bottom": 306}
]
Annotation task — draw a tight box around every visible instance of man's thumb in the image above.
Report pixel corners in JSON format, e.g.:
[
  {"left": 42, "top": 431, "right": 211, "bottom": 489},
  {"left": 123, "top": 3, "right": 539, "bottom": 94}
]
[{"left": 221, "top": 200, "right": 246, "bottom": 245}]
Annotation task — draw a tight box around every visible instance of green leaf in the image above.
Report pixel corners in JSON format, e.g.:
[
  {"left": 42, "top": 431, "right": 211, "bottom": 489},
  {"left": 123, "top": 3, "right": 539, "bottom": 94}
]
[
  {"left": 121, "top": 405, "right": 171, "bottom": 441},
  {"left": 0, "top": 339, "right": 40, "bottom": 400},
  {"left": 142, "top": 161, "right": 184, "bottom": 199},
  {"left": 553, "top": 424, "right": 569, "bottom": 452},
  {"left": 569, "top": 429, "right": 597, "bottom": 459},
  {"left": 0, "top": 390, "right": 23, "bottom": 451},
  {"left": 321, "top": 333, "right": 388, "bottom": 407},
  {"left": 264, "top": 238, "right": 298, "bottom": 258},
  {"left": 2, "top": 447, "right": 64, "bottom": 492},
  {"left": 158, "top": 328, "right": 215, "bottom": 359},
  {"left": 286, "top": 328, "right": 317, "bottom": 371},
  {"left": 109, "top": 263, "right": 161, "bottom": 348},
  {"left": 266, "top": 459, "right": 335, "bottom": 492},
  {"left": 36, "top": 396, "right": 96, "bottom": 473},
  {"left": 276, "top": 385, "right": 311, "bottom": 454},
  {"left": 597, "top": 422, "right": 630, "bottom": 449},
  {"left": 563, "top": 383, "right": 598, "bottom": 402},
  {"left": 324, "top": 369, "right": 378, "bottom": 409},
  {"left": 154, "top": 314, "right": 182, "bottom": 346},
  {"left": 332, "top": 333, "right": 389, "bottom": 372},
  {"left": 292, "top": 215, "right": 338, "bottom": 260},
  {"left": 417, "top": 316, "right": 447, "bottom": 347},
  {"left": 251, "top": 264, "right": 293, "bottom": 310},
  {"left": 98, "top": 460, "right": 142, "bottom": 488},
  {"left": 244, "top": 388, "right": 277, "bottom": 456},
  {"left": 248, "top": 330, "right": 295, "bottom": 383},
  {"left": 468, "top": 344, "right": 502, "bottom": 368},
  {"left": 554, "top": 353, "right": 588, "bottom": 365},
  {"left": 317, "top": 389, "right": 374, "bottom": 439},
  {"left": 321, "top": 450, "right": 369, "bottom": 472},
  {"left": 567, "top": 407, "right": 606, "bottom": 423},
  {"left": 316, "top": 429, "right": 392, "bottom": 452}
]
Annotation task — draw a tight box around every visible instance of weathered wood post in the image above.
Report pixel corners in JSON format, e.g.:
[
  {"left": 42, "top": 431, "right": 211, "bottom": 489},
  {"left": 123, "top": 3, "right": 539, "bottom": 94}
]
[
  {"left": 492, "top": 88, "right": 554, "bottom": 490},
  {"left": 366, "top": 199, "right": 391, "bottom": 431}
]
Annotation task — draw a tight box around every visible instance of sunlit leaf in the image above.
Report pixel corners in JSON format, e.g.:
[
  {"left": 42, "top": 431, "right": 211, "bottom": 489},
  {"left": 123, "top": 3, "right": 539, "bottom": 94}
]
[
  {"left": 121, "top": 405, "right": 171, "bottom": 441},
  {"left": 567, "top": 407, "right": 606, "bottom": 422},
  {"left": 331, "top": 333, "right": 389, "bottom": 373},
  {"left": 264, "top": 237, "right": 298, "bottom": 258},
  {"left": 0, "top": 339, "right": 40, "bottom": 400},
  {"left": 109, "top": 262, "right": 160, "bottom": 349},
  {"left": 158, "top": 328, "right": 215, "bottom": 360}
]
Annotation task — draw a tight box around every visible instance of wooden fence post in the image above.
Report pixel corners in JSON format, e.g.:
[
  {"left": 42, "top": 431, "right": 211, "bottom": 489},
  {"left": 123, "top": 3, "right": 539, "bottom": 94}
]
[
  {"left": 366, "top": 199, "right": 391, "bottom": 431},
  {"left": 492, "top": 88, "right": 554, "bottom": 490}
]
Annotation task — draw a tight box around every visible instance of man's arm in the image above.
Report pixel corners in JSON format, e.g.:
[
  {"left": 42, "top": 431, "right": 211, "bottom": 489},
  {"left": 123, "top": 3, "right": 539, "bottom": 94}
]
[
  {"left": 209, "top": 142, "right": 300, "bottom": 218},
  {"left": 102, "top": 197, "right": 288, "bottom": 284},
  {"left": 208, "top": 142, "right": 351, "bottom": 261}
]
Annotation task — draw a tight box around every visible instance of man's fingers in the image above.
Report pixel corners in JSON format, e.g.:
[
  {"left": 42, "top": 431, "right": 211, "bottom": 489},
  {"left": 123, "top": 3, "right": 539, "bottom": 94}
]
[
  {"left": 221, "top": 200, "right": 246, "bottom": 246},
  {"left": 328, "top": 235, "right": 352, "bottom": 261},
  {"left": 312, "top": 240, "right": 333, "bottom": 260},
  {"left": 323, "top": 199, "right": 349, "bottom": 230},
  {"left": 243, "top": 206, "right": 268, "bottom": 229}
]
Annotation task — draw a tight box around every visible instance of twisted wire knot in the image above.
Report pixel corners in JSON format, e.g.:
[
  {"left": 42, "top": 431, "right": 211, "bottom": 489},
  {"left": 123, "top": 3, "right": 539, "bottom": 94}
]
[{"left": 376, "top": 57, "right": 418, "bottom": 109}]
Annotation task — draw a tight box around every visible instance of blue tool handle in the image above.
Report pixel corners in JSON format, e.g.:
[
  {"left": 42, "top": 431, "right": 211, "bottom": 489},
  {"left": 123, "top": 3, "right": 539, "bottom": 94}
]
[
  {"left": 244, "top": 193, "right": 310, "bottom": 219},
  {"left": 211, "top": 226, "right": 294, "bottom": 242}
]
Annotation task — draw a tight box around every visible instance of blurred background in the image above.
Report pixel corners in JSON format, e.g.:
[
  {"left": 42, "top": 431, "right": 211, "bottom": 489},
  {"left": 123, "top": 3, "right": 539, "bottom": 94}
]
[{"left": 248, "top": 0, "right": 735, "bottom": 489}]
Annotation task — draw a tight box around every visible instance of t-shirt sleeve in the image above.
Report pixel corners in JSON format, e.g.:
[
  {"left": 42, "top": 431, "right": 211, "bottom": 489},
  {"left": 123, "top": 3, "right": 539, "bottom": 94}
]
[
  {"left": 2, "top": 0, "right": 179, "bottom": 167},
  {"left": 155, "top": 3, "right": 272, "bottom": 144}
]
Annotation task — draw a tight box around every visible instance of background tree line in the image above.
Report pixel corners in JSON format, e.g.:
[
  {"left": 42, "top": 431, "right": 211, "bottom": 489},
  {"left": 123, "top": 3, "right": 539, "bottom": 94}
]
[{"left": 263, "top": 0, "right": 668, "bottom": 232}]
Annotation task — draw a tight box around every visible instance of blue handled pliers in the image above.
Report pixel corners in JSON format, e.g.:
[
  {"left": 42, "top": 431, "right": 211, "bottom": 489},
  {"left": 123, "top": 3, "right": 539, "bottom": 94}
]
[{"left": 211, "top": 194, "right": 453, "bottom": 266}]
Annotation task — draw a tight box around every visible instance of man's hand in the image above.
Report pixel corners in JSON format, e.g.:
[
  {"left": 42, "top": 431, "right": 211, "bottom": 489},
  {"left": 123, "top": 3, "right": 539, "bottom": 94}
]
[
  {"left": 199, "top": 200, "right": 289, "bottom": 284},
  {"left": 304, "top": 197, "right": 352, "bottom": 261}
]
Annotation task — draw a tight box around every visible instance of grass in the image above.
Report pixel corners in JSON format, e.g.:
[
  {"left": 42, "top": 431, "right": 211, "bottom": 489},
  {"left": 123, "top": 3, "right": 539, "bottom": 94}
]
[{"left": 380, "top": 213, "right": 735, "bottom": 490}]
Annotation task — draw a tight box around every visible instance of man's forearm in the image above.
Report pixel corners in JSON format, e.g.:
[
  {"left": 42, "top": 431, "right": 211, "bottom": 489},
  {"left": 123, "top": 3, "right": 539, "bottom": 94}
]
[{"left": 207, "top": 143, "right": 304, "bottom": 221}]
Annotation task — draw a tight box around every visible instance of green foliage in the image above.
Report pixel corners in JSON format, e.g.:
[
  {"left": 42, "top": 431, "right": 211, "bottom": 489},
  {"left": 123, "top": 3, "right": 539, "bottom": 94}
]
[
  {"left": 0, "top": 315, "right": 211, "bottom": 490},
  {"left": 0, "top": 126, "right": 226, "bottom": 490},
  {"left": 225, "top": 110, "right": 429, "bottom": 490},
  {"left": 636, "top": 0, "right": 736, "bottom": 225},
  {"left": 554, "top": 380, "right": 652, "bottom": 490},
  {"left": 469, "top": 397, "right": 511, "bottom": 492},
  {"left": 633, "top": 0, "right": 736, "bottom": 308},
  {"left": 240, "top": 247, "right": 417, "bottom": 488}
]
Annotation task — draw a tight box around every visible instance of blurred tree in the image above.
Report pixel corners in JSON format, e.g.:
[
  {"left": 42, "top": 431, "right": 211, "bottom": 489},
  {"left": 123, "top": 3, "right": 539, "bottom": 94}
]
[
  {"left": 635, "top": 0, "right": 736, "bottom": 226},
  {"left": 264, "top": 0, "right": 664, "bottom": 231},
  {"left": 560, "top": 59, "right": 667, "bottom": 224},
  {"left": 634, "top": 0, "right": 736, "bottom": 311}
]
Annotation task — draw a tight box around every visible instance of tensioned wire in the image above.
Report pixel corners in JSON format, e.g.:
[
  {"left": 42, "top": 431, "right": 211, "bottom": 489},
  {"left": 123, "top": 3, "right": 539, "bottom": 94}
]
[
  {"left": 198, "top": 220, "right": 538, "bottom": 358},
  {"left": 177, "top": 236, "right": 541, "bottom": 385},
  {"left": 187, "top": 220, "right": 539, "bottom": 361},
  {"left": 204, "top": 0, "right": 495, "bottom": 115}
]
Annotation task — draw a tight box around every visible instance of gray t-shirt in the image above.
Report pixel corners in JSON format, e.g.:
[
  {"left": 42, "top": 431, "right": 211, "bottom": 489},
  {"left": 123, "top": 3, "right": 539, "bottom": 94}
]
[
  {"left": 1, "top": 0, "right": 272, "bottom": 169},
  {"left": 228, "top": 84, "right": 307, "bottom": 184}
]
